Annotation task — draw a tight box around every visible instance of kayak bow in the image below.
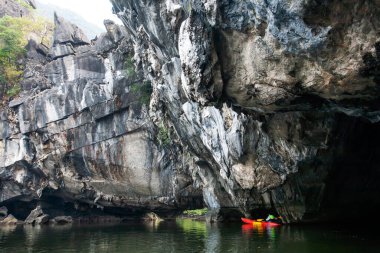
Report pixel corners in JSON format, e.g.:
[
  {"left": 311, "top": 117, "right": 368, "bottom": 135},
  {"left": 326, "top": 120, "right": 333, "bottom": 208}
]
[{"left": 241, "top": 217, "right": 255, "bottom": 224}]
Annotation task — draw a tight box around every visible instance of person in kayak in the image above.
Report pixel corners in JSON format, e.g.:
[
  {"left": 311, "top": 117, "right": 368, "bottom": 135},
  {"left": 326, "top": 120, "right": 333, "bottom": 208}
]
[{"left": 266, "top": 214, "right": 283, "bottom": 224}]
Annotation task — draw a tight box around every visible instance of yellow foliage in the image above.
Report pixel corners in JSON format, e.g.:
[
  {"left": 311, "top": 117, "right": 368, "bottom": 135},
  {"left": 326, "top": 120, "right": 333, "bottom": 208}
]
[{"left": 3, "top": 65, "right": 23, "bottom": 85}]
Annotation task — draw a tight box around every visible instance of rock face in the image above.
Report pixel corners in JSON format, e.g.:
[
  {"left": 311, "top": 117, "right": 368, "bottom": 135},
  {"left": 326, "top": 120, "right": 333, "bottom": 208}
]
[
  {"left": 52, "top": 12, "right": 90, "bottom": 46},
  {"left": 0, "top": 15, "right": 202, "bottom": 221},
  {"left": 0, "top": 0, "right": 35, "bottom": 18},
  {"left": 0, "top": 1, "right": 380, "bottom": 223},
  {"left": 109, "top": 0, "right": 380, "bottom": 222}
]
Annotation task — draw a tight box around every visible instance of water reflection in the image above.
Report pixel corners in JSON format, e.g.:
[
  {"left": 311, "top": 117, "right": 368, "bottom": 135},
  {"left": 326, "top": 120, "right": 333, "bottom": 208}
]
[
  {"left": 0, "top": 221, "right": 378, "bottom": 253},
  {"left": 242, "top": 222, "right": 279, "bottom": 240},
  {"left": 176, "top": 219, "right": 207, "bottom": 235},
  {"left": 204, "top": 225, "right": 221, "bottom": 253},
  {"left": 143, "top": 219, "right": 162, "bottom": 232}
]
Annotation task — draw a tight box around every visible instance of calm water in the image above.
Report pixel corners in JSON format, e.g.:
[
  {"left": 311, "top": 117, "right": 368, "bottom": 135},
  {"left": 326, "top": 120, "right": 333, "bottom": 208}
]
[{"left": 0, "top": 220, "right": 378, "bottom": 253}]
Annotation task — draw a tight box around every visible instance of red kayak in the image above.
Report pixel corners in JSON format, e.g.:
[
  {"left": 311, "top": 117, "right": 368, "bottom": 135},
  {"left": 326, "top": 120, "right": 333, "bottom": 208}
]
[
  {"left": 241, "top": 217, "right": 281, "bottom": 226},
  {"left": 241, "top": 217, "right": 255, "bottom": 224}
]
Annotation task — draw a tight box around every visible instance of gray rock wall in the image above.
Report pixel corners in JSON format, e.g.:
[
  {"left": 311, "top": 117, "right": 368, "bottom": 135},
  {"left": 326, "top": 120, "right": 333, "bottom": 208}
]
[
  {"left": 0, "top": 15, "right": 201, "bottom": 220},
  {"left": 1, "top": 0, "right": 379, "bottom": 223},
  {"left": 110, "top": 0, "right": 380, "bottom": 222}
]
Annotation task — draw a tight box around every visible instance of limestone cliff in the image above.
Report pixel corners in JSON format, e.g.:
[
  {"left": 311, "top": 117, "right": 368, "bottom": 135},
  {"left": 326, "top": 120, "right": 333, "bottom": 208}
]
[
  {"left": 0, "top": 14, "right": 201, "bottom": 220},
  {"left": 0, "top": 0, "right": 380, "bottom": 223},
  {"left": 109, "top": 0, "right": 380, "bottom": 222}
]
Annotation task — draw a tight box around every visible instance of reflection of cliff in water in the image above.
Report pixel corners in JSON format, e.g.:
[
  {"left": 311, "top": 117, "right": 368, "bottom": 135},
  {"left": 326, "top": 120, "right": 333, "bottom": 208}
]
[{"left": 0, "top": 221, "right": 379, "bottom": 253}]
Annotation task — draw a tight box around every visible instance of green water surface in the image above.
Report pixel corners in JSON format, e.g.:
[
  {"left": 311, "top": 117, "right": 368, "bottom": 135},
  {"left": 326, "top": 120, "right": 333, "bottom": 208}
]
[{"left": 0, "top": 220, "right": 378, "bottom": 253}]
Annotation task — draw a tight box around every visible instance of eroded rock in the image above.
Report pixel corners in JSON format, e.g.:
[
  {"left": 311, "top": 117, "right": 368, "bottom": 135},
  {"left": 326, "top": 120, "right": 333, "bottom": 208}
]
[
  {"left": 110, "top": 0, "right": 380, "bottom": 223},
  {"left": 0, "top": 7, "right": 201, "bottom": 222},
  {"left": 53, "top": 12, "right": 90, "bottom": 46},
  {"left": 142, "top": 212, "right": 163, "bottom": 222},
  {"left": 25, "top": 206, "right": 49, "bottom": 225},
  {"left": 52, "top": 216, "right": 73, "bottom": 225},
  {"left": 0, "top": 214, "right": 19, "bottom": 225}
]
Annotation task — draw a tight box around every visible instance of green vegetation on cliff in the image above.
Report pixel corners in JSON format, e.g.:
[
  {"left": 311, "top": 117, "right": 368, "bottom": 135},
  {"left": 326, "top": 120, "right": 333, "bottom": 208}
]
[
  {"left": 157, "top": 122, "right": 171, "bottom": 147},
  {"left": 0, "top": 15, "right": 53, "bottom": 98},
  {"left": 183, "top": 208, "right": 208, "bottom": 216},
  {"left": 0, "top": 16, "right": 25, "bottom": 97},
  {"left": 126, "top": 56, "right": 153, "bottom": 106},
  {"left": 124, "top": 56, "right": 136, "bottom": 78},
  {"left": 130, "top": 81, "right": 152, "bottom": 106},
  {"left": 15, "top": 0, "right": 33, "bottom": 10}
]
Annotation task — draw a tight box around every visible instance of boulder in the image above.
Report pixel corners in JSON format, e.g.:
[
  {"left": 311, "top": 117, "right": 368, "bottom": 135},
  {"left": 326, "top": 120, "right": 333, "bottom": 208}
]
[
  {"left": 142, "top": 212, "right": 163, "bottom": 222},
  {"left": 25, "top": 39, "right": 49, "bottom": 60},
  {"left": 0, "top": 214, "right": 18, "bottom": 225},
  {"left": 52, "top": 216, "right": 73, "bottom": 225},
  {"left": 24, "top": 206, "right": 50, "bottom": 225},
  {"left": 34, "top": 215, "right": 50, "bottom": 225}
]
